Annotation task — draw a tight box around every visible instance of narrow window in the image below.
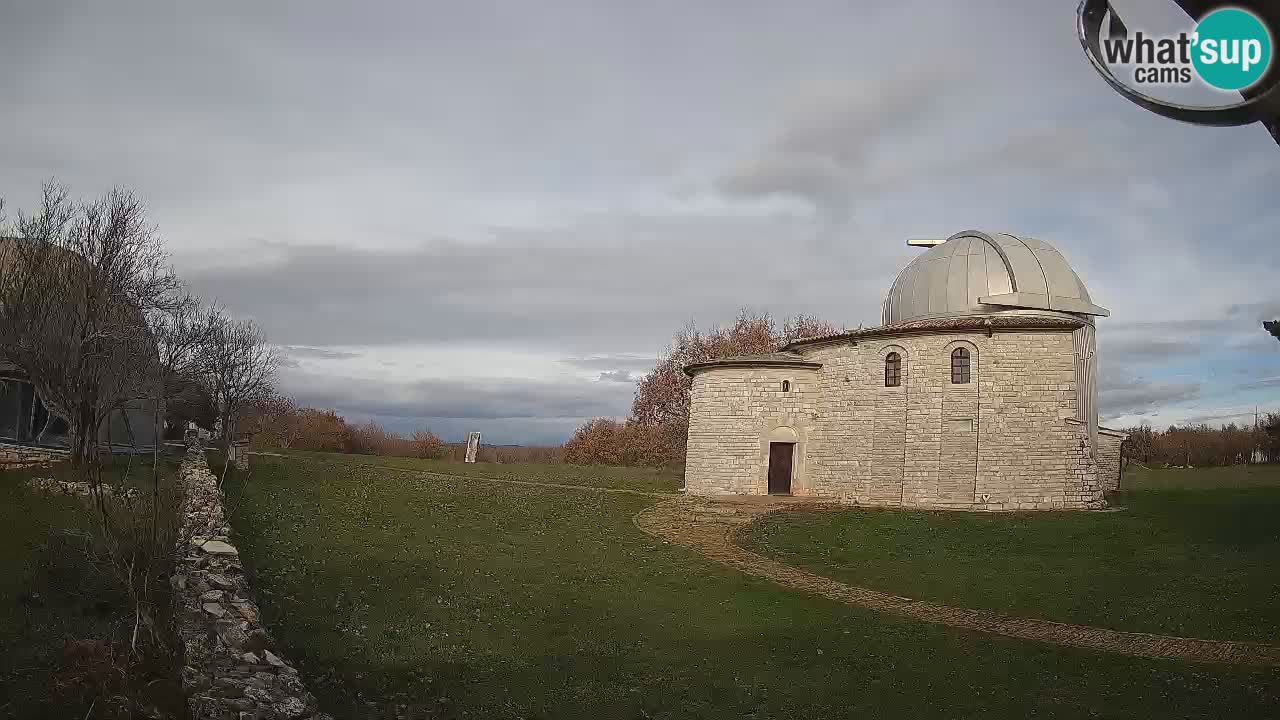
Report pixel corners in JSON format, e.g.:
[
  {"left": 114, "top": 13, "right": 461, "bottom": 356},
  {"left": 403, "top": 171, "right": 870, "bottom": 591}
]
[
  {"left": 884, "top": 352, "right": 901, "bottom": 387},
  {"left": 951, "top": 347, "right": 971, "bottom": 384},
  {"left": 781, "top": 380, "right": 791, "bottom": 392}
]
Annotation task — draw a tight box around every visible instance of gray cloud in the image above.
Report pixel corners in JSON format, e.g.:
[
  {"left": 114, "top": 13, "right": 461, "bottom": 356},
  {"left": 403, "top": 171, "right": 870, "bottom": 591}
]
[
  {"left": 1236, "top": 375, "right": 1280, "bottom": 392},
  {"left": 281, "top": 346, "right": 363, "bottom": 361},
  {"left": 277, "top": 368, "right": 634, "bottom": 445},
  {"left": 597, "top": 370, "right": 635, "bottom": 383},
  {"left": 279, "top": 370, "right": 633, "bottom": 422},
  {"left": 181, "top": 214, "right": 894, "bottom": 354},
  {"left": 561, "top": 355, "right": 656, "bottom": 373},
  {"left": 1098, "top": 370, "right": 1201, "bottom": 417},
  {"left": 1097, "top": 336, "right": 1202, "bottom": 362},
  {"left": 1182, "top": 409, "right": 1263, "bottom": 426},
  {"left": 716, "top": 68, "right": 961, "bottom": 222}
]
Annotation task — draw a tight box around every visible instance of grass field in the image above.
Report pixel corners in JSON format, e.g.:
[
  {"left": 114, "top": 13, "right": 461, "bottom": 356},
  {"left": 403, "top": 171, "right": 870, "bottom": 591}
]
[
  {"left": 0, "top": 456, "right": 182, "bottom": 719},
  {"left": 279, "top": 450, "right": 683, "bottom": 493},
  {"left": 223, "top": 452, "right": 1280, "bottom": 719},
  {"left": 743, "top": 464, "right": 1280, "bottom": 645}
]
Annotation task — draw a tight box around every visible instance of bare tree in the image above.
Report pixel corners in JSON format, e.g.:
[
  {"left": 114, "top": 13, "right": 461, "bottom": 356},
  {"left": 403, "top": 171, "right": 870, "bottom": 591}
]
[
  {"left": 205, "top": 313, "right": 279, "bottom": 480},
  {"left": 0, "top": 182, "right": 178, "bottom": 465},
  {"left": 145, "top": 292, "right": 220, "bottom": 447}
]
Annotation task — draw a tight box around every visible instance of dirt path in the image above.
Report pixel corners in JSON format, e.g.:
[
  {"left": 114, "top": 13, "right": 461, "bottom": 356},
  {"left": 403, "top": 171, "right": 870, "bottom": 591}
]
[{"left": 634, "top": 496, "right": 1280, "bottom": 667}]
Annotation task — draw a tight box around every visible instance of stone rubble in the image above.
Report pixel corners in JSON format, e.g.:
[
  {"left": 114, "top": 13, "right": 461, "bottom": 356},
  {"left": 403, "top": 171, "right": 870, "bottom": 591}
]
[
  {"left": 26, "top": 476, "right": 140, "bottom": 499},
  {"left": 175, "top": 441, "right": 332, "bottom": 720}
]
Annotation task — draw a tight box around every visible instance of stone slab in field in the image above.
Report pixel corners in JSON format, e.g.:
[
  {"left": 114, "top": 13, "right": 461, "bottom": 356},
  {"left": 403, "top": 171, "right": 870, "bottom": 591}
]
[{"left": 200, "top": 539, "right": 239, "bottom": 555}]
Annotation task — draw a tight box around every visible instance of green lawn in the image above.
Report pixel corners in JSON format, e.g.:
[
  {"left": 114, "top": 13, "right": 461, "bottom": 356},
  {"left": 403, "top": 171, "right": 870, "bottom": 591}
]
[
  {"left": 276, "top": 449, "right": 683, "bottom": 493},
  {"left": 1122, "top": 462, "right": 1280, "bottom": 490},
  {"left": 743, "top": 465, "right": 1280, "bottom": 645},
  {"left": 0, "top": 456, "right": 182, "bottom": 719},
  {"left": 224, "top": 453, "right": 1280, "bottom": 719}
]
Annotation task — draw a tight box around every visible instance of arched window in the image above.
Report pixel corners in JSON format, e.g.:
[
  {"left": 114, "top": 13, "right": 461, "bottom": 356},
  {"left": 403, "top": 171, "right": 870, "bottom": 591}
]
[
  {"left": 781, "top": 380, "right": 791, "bottom": 392},
  {"left": 884, "top": 352, "right": 901, "bottom": 387},
  {"left": 951, "top": 347, "right": 971, "bottom": 384}
]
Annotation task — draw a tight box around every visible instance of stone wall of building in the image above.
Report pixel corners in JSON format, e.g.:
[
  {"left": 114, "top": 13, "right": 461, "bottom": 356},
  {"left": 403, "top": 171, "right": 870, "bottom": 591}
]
[
  {"left": 1096, "top": 429, "right": 1125, "bottom": 492},
  {"left": 175, "top": 443, "right": 332, "bottom": 720},
  {"left": 687, "top": 328, "right": 1107, "bottom": 510},
  {"left": 684, "top": 366, "right": 818, "bottom": 494}
]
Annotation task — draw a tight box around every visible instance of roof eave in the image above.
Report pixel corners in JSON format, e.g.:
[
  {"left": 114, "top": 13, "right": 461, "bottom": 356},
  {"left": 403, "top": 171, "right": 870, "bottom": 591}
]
[{"left": 683, "top": 359, "right": 823, "bottom": 377}]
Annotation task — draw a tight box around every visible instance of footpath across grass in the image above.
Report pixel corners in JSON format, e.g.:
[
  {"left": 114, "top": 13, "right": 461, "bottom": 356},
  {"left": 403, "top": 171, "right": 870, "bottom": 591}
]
[
  {"left": 742, "top": 469, "right": 1280, "bottom": 645},
  {"left": 223, "top": 454, "right": 1280, "bottom": 719}
]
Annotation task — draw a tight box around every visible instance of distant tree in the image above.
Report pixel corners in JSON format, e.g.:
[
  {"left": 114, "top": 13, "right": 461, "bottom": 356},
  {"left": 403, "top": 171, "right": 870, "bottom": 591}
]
[
  {"left": 243, "top": 392, "right": 302, "bottom": 449},
  {"left": 293, "top": 408, "right": 352, "bottom": 452},
  {"left": 205, "top": 314, "right": 279, "bottom": 449},
  {"left": 563, "top": 418, "right": 630, "bottom": 466},
  {"left": 1266, "top": 320, "right": 1280, "bottom": 343},
  {"left": 144, "top": 291, "right": 219, "bottom": 443}
]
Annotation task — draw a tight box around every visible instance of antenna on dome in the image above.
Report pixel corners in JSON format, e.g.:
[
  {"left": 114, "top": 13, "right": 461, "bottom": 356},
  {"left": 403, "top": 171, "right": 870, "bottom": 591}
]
[{"left": 906, "top": 237, "right": 946, "bottom": 248}]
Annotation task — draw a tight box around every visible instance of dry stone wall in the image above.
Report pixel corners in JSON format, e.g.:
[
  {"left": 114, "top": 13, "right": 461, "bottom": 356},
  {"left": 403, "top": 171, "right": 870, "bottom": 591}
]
[
  {"left": 0, "top": 444, "right": 68, "bottom": 468},
  {"left": 686, "top": 329, "right": 1111, "bottom": 510},
  {"left": 175, "top": 443, "right": 331, "bottom": 720}
]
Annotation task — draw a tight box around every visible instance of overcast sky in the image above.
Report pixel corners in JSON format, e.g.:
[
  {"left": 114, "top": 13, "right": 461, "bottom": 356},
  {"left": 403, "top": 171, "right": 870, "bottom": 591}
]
[{"left": 3, "top": 1, "right": 1278, "bottom": 444}]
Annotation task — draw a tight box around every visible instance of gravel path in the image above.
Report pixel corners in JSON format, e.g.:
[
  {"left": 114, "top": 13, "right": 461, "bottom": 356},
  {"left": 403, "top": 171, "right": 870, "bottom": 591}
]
[{"left": 634, "top": 495, "right": 1280, "bottom": 667}]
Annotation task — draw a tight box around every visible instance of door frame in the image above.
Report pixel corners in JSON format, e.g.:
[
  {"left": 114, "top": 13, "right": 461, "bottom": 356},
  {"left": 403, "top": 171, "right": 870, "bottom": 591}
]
[{"left": 767, "top": 441, "right": 795, "bottom": 495}]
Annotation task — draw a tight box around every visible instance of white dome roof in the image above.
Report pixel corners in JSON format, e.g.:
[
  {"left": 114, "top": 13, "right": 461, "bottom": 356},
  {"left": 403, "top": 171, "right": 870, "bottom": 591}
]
[{"left": 882, "top": 230, "right": 1108, "bottom": 326}]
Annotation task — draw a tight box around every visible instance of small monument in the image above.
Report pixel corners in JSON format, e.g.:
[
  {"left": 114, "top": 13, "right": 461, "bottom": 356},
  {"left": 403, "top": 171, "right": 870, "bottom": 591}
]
[{"left": 464, "top": 432, "right": 481, "bottom": 463}]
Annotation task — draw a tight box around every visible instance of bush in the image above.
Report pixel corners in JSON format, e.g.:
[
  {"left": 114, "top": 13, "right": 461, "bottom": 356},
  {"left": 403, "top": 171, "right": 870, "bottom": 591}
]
[
  {"left": 348, "top": 421, "right": 447, "bottom": 459},
  {"left": 563, "top": 418, "right": 680, "bottom": 468}
]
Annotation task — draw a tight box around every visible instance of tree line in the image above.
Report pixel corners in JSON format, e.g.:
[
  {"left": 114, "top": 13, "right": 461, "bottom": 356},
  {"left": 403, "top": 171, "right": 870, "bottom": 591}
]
[
  {"left": 1121, "top": 416, "right": 1280, "bottom": 468},
  {"left": 243, "top": 399, "right": 566, "bottom": 463}
]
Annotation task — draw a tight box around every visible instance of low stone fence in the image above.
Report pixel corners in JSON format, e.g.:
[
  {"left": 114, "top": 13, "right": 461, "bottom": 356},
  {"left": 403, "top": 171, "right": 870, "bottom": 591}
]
[
  {"left": 26, "top": 476, "right": 140, "bottom": 499},
  {"left": 0, "top": 443, "right": 69, "bottom": 469},
  {"left": 174, "top": 442, "right": 331, "bottom": 720}
]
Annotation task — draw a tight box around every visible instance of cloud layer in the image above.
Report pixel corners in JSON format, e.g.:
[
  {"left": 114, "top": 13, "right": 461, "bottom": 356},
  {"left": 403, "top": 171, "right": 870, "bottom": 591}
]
[{"left": 4, "top": 1, "right": 1279, "bottom": 442}]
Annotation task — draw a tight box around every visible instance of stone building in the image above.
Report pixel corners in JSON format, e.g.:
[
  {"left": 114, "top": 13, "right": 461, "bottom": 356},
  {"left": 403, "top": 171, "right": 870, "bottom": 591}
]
[{"left": 684, "top": 230, "right": 1126, "bottom": 510}]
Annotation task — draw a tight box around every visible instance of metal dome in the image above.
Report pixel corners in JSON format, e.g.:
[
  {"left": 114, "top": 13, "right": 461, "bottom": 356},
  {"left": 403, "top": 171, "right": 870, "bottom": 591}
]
[{"left": 881, "top": 230, "right": 1109, "bottom": 326}]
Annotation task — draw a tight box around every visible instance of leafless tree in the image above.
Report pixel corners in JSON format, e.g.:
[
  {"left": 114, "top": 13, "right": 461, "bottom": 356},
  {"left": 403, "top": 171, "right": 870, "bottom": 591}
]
[
  {"left": 0, "top": 183, "right": 189, "bottom": 674},
  {"left": 0, "top": 181, "right": 178, "bottom": 466},
  {"left": 205, "top": 313, "right": 279, "bottom": 481}
]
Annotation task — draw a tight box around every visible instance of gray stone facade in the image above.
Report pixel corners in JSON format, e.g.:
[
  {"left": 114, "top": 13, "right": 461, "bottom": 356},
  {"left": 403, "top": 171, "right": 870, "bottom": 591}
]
[
  {"left": 686, "top": 325, "right": 1123, "bottom": 510},
  {"left": 683, "top": 232, "right": 1126, "bottom": 511}
]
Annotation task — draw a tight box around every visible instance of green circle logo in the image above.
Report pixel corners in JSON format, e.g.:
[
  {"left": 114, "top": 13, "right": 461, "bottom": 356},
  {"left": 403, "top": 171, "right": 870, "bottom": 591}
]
[{"left": 1192, "top": 8, "right": 1273, "bottom": 91}]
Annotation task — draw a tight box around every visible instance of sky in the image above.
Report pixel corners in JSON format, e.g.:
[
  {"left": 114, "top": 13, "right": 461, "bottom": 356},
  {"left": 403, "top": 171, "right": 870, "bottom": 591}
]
[{"left": 2, "top": 0, "right": 1278, "bottom": 444}]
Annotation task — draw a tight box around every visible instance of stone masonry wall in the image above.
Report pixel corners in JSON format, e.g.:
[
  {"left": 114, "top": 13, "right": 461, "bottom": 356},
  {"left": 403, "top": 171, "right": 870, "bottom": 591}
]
[
  {"left": 0, "top": 443, "right": 69, "bottom": 468},
  {"left": 685, "top": 367, "right": 818, "bottom": 494},
  {"left": 174, "top": 443, "right": 331, "bottom": 720},
  {"left": 1096, "top": 430, "right": 1124, "bottom": 491},
  {"left": 687, "top": 329, "right": 1107, "bottom": 510}
]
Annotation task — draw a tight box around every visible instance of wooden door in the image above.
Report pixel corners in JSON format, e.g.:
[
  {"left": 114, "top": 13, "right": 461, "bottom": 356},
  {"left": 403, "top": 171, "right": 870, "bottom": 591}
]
[{"left": 767, "top": 442, "right": 794, "bottom": 495}]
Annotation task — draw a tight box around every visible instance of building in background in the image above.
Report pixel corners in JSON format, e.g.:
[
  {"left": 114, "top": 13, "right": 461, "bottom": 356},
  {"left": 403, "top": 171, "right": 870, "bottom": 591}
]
[{"left": 684, "top": 230, "right": 1125, "bottom": 511}]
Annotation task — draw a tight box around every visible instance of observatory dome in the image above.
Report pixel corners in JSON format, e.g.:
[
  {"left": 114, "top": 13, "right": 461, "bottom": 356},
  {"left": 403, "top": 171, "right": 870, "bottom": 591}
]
[{"left": 881, "top": 230, "right": 1109, "bottom": 326}]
